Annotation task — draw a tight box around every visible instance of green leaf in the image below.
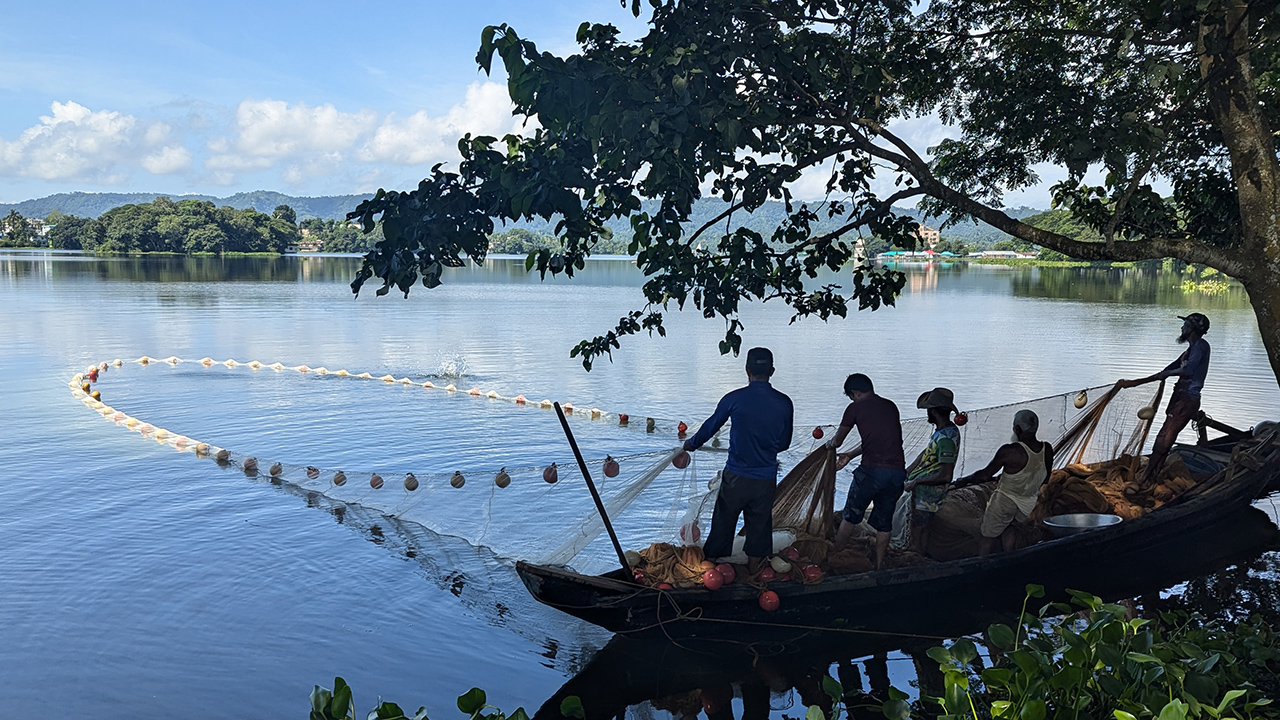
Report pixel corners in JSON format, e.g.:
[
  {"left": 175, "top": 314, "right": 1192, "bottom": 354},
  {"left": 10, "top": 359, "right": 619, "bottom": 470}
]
[
  {"left": 887, "top": 687, "right": 910, "bottom": 702},
  {"left": 560, "top": 696, "right": 585, "bottom": 720},
  {"left": 927, "top": 646, "right": 952, "bottom": 664},
  {"left": 981, "top": 668, "right": 1013, "bottom": 687},
  {"left": 1025, "top": 584, "right": 1045, "bottom": 598},
  {"left": 1021, "top": 700, "right": 1047, "bottom": 720},
  {"left": 1158, "top": 699, "right": 1188, "bottom": 720},
  {"left": 988, "top": 623, "right": 1017, "bottom": 650},
  {"left": 1127, "top": 652, "right": 1161, "bottom": 663},
  {"left": 1114, "top": 711, "right": 1139, "bottom": 720},
  {"left": 882, "top": 699, "right": 911, "bottom": 720},
  {"left": 510, "top": 709, "right": 530, "bottom": 720},
  {"left": 331, "top": 679, "right": 353, "bottom": 720},
  {"left": 951, "top": 639, "right": 978, "bottom": 664},
  {"left": 822, "top": 675, "right": 844, "bottom": 703},
  {"left": 1216, "top": 690, "right": 1246, "bottom": 715},
  {"left": 457, "top": 688, "right": 487, "bottom": 715},
  {"left": 807, "top": 705, "right": 827, "bottom": 720}
]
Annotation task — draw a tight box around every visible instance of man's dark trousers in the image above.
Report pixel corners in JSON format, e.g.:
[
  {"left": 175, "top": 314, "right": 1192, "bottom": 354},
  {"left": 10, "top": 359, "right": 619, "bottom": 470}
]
[{"left": 702, "top": 469, "right": 776, "bottom": 559}]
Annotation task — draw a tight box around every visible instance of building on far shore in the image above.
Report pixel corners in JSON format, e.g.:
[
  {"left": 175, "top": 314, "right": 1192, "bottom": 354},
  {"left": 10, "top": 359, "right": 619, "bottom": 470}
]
[{"left": 914, "top": 223, "right": 940, "bottom": 248}]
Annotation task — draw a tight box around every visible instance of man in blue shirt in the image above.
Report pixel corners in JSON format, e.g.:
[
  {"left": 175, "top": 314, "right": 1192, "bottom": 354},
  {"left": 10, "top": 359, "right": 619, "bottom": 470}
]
[
  {"left": 1118, "top": 313, "right": 1211, "bottom": 486},
  {"left": 684, "top": 347, "right": 794, "bottom": 568}
]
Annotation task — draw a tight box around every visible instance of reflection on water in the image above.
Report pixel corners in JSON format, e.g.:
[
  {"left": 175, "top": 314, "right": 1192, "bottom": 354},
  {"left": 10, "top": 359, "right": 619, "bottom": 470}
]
[{"left": 0, "top": 251, "right": 1255, "bottom": 311}]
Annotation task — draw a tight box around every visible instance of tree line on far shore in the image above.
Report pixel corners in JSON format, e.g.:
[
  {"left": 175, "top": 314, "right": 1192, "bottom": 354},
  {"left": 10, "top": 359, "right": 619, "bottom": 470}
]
[{"left": 3, "top": 197, "right": 1085, "bottom": 258}]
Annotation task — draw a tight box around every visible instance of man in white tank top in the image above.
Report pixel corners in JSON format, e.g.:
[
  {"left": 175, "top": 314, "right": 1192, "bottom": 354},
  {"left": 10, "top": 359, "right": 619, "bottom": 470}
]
[{"left": 953, "top": 409, "right": 1055, "bottom": 555}]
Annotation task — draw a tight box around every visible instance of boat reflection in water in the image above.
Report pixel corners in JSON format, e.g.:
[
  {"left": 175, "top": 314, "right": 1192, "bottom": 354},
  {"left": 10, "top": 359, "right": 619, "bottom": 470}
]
[{"left": 534, "top": 506, "right": 1279, "bottom": 720}]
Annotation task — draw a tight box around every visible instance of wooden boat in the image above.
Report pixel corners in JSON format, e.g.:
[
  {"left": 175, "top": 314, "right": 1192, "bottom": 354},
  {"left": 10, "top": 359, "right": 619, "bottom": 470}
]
[
  {"left": 517, "top": 431, "right": 1280, "bottom": 638},
  {"left": 532, "top": 505, "right": 1280, "bottom": 720}
]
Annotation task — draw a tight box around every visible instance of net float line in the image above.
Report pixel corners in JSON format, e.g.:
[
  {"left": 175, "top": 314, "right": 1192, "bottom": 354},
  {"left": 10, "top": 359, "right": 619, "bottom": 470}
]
[
  {"left": 119, "top": 354, "right": 701, "bottom": 439},
  {"left": 68, "top": 358, "right": 715, "bottom": 572},
  {"left": 66, "top": 358, "right": 699, "bottom": 496}
]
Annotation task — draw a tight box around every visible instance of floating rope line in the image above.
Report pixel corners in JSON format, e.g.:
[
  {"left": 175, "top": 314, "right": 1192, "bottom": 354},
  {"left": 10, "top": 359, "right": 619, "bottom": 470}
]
[{"left": 66, "top": 355, "right": 729, "bottom": 572}]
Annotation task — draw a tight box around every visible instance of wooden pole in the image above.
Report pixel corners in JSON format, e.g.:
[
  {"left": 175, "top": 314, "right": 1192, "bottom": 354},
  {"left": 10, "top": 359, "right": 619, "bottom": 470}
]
[{"left": 553, "top": 402, "right": 632, "bottom": 576}]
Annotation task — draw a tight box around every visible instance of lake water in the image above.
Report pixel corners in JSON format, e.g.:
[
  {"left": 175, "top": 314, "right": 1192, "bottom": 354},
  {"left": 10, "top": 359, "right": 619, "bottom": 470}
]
[{"left": 1, "top": 251, "right": 1277, "bottom": 718}]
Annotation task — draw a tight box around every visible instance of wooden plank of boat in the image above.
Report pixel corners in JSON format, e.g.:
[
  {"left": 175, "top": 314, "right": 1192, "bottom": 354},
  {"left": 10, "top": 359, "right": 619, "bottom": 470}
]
[{"left": 517, "top": 433, "right": 1280, "bottom": 637}]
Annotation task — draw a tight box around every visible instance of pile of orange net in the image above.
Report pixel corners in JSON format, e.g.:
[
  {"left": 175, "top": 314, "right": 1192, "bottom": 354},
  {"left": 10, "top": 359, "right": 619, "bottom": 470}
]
[{"left": 1036, "top": 453, "right": 1199, "bottom": 521}]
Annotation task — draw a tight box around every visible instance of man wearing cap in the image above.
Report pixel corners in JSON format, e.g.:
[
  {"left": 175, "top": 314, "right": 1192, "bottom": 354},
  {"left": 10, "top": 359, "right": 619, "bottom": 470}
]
[
  {"left": 1117, "top": 313, "right": 1211, "bottom": 486},
  {"left": 684, "top": 347, "right": 795, "bottom": 570},
  {"left": 827, "top": 373, "right": 906, "bottom": 570},
  {"left": 954, "top": 409, "right": 1054, "bottom": 555},
  {"left": 903, "top": 388, "right": 961, "bottom": 554}
]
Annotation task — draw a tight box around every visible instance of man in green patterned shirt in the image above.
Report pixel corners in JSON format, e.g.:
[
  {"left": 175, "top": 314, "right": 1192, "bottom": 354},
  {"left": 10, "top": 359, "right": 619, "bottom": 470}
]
[{"left": 903, "top": 388, "right": 961, "bottom": 554}]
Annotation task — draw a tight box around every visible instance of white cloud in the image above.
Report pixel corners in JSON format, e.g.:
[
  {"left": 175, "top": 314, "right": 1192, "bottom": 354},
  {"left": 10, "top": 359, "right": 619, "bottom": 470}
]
[
  {"left": 359, "top": 82, "right": 522, "bottom": 165},
  {"left": 141, "top": 145, "right": 192, "bottom": 174},
  {"left": 0, "top": 101, "right": 197, "bottom": 182},
  {"left": 205, "top": 99, "right": 377, "bottom": 174},
  {"left": 0, "top": 101, "right": 136, "bottom": 181}
]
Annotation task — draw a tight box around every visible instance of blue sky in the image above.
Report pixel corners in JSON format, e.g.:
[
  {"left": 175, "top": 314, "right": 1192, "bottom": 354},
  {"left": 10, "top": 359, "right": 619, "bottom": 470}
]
[{"left": 0, "top": 1, "right": 1058, "bottom": 206}]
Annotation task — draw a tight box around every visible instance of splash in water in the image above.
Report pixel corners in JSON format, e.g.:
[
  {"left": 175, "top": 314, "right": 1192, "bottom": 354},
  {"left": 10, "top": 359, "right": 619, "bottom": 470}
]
[{"left": 432, "top": 353, "right": 471, "bottom": 379}]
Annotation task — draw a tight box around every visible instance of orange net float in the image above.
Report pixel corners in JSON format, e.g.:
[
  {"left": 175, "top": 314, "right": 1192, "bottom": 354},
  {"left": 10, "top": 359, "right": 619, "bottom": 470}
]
[
  {"left": 677, "top": 421, "right": 688, "bottom": 438},
  {"left": 242, "top": 457, "right": 258, "bottom": 473},
  {"left": 306, "top": 466, "right": 320, "bottom": 479},
  {"left": 543, "top": 463, "right": 559, "bottom": 484},
  {"left": 495, "top": 468, "right": 511, "bottom": 488},
  {"left": 370, "top": 473, "right": 384, "bottom": 489},
  {"left": 603, "top": 456, "right": 620, "bottom": 478},
  {"left": 450, "top": 471, "right": 465, "bottom": 488},
  {"left": 332, "top": 471, "right": 347, "bottom": 486},
  {"left": 269, "top": 462, "right": 283, "bottom": 477},
  {"left": 404, "top": 473, "right": 419, "bottom": 491},
  {"left": 672, "top": 450, "right": 691, "bottom": 469}
]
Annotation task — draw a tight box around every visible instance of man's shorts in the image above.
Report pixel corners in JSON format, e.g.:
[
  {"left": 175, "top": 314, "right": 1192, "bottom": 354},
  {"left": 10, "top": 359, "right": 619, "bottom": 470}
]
[
  {"left": 980, "top": 491, "right": 1029, "bottom": 538},
  {"left": 843, "top": 465, "right": 906, "bottom": 533}
]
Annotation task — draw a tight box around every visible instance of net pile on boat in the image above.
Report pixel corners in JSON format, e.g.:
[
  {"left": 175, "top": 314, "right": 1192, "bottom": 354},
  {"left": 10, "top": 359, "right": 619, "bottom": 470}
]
[{"left": 72, "top": 356, "right": 1179, "bottom": 579}]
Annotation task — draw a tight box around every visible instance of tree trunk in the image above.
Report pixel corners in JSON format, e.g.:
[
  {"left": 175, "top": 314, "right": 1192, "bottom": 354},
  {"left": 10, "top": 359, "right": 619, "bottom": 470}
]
[
  {"left": 1243, "top": 270, "right": 1280, "bottom": 389},
  {"left": 1199, "top": 6, "right": 1280, "bottom": 389}
]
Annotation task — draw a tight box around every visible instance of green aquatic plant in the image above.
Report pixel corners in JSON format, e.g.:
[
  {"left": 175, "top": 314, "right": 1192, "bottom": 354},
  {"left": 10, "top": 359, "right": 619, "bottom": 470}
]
[
  {"left": 309, "top": 680, "right": 540, "bottom": 720},
  {"left": 924, "top": 586, "right": 1279, "bottom": 720}
]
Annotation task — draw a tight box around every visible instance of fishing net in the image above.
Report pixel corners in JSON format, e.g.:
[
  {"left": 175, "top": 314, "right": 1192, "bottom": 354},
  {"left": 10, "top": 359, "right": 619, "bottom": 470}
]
[{"left": 70, "top": 356, "right": 1177, "bottom": 577}]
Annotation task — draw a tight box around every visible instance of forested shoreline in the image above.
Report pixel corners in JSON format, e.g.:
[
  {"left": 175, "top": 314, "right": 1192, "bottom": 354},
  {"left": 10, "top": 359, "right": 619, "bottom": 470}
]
[{"left": 2, "top": 196, "right": 1106, "bottom": 260}]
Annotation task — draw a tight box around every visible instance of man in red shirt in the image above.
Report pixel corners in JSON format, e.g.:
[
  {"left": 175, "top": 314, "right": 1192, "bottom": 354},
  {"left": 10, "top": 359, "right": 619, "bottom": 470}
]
[{"left": 826, "top": 373, "right": 906, "bottom": 569}]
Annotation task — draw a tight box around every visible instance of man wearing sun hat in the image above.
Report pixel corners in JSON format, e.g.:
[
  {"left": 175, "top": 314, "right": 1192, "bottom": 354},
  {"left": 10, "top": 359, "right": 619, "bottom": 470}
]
[
  {"left": 1117, "top": 313, "right": 1211, "bottom": 486},
  {"left": 903, "top": 387, "right": 961, "bottom": 554}
]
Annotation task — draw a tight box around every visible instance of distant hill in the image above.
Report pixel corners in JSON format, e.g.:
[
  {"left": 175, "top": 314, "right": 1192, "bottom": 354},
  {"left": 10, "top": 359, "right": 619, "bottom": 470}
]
[
  {"left": 2, "top": 191, "right": 1041, "bottom": 248},
  {"left": 0, "top": 191, "right": 373, "bottom": 221}
]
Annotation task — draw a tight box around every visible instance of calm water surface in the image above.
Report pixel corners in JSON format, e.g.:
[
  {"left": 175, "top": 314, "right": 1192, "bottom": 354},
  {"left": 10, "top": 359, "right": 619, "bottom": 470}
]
[{"left": 1, "top": 252, "right": 1277, "bottom": 718}]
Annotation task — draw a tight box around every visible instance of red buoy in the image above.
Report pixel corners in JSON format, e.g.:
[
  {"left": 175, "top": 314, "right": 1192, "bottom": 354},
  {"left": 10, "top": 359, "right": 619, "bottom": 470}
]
[
  {"left": 370, "top": 473, "right": 384, "bottom": 489},
  {"left": 703, "top": 568, "right": 724, "bottom": 590},
  {"left": 632, "top": 568, "right": 646, "bottom": 583},
  {"left": 802, "top": 564, "right": 823, "bottom": 582},
  {"left": 677, "top": 421, "right": 688, "bottom": 437},
  {"left": 657, "top": 582, "right": 674, "bottom": 590},
  {"left": 759, "top": 590, "right": 780, "bottom": 611},
  {"left": 679, "top": 522, "right": 701, "bottom": 543},
  {"left": 543, "top": 463, "right": 559, "bottom": 484},
  {"left": 954, "top": 411, "right": 968, "bottom": 426},
  {"left": 715, "top": 563, "right": 736, "bottom": 584},
  {"left": 618, "top": 413, "right": 629, "bottom": 425},
  {"left": 603, "top": 456, "right": 620, "bottom": 478},
  {"left": 780, "top": 546, "right": 801, "bottom": 562},
  {"left": 673, "top": 451, "right": 691, "bottom": 469},
  {"left": 812, "top": 426, "right": 823, "bottom": 439},
  {"left": 758, "top": 566, "right": 776, "bottom": 583}
]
